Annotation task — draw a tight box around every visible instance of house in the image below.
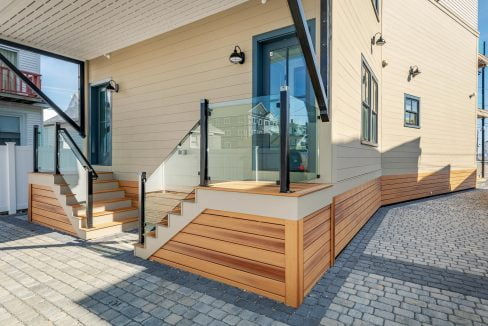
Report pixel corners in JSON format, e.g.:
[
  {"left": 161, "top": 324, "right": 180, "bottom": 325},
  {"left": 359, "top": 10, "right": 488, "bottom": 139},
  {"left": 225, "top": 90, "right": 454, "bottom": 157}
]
[
  {"left": 0, "top": 45, "right": 43, "bottom": 146},
  {"left": 0, "top": 0, "right": 479, "bottom": 307}
]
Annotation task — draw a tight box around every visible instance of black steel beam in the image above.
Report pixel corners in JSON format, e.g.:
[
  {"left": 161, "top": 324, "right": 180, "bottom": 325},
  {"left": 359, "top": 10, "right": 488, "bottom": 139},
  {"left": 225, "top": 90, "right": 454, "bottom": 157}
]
[
  {"left": 79, "top": 62, "right": 86, "bottom": 138},
  {"left": 86, "top": 170, "right": 94, "bottom": 228},
  {"left": 280, "top": 87, "right": 291, "bottom": 193},
  {"left": 287, "top": 0, "right": 329, "bottom": 122},
  {"left": 0, "top": 51, "right": 84, "bottom": 137},
  {"left": 0, "top": 38, "right": 84, "bottom": 64},
  {"left": 320, "top": 0, "right": 330, "bottom": 94},
  {"left": 138, "top": 172, "right": 146, "bottom": 244},
  {"left": 200, "top": 99, "right": 209, "bottom": 186},
  {"left": 33, "top": 125, "right": 39, "bottom": 173},
  {"left": 54, "top": 122, "right": 60, "bottom": 174}
]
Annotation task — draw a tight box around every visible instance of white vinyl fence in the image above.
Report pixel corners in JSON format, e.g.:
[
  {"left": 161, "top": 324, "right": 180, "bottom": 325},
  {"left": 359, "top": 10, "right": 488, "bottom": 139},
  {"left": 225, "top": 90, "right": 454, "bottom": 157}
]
[{"left": 0, "top": 143, "right": 32, "bottom": 214}]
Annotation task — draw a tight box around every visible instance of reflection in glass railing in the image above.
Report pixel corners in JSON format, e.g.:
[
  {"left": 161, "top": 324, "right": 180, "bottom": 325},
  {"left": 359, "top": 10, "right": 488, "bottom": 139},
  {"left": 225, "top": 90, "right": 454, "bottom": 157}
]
[
  {"left": 37, "top": 126, "right": 55, "bottom": 172},
  {"left": 143, "top": 123, "right": 200, "bottom": 230},
  {"left": 207, "top": 95, "right": 319, "bottom": 184},
  {"left": 58, "top": 132, "right": 88, "bottom": 208}
]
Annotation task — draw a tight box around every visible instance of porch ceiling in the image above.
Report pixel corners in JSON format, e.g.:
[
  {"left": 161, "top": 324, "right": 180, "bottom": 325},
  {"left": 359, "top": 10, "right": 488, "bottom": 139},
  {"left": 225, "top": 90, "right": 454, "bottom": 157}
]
[{"left": 0, "top": 0, "right": 248, "bottom": 61}]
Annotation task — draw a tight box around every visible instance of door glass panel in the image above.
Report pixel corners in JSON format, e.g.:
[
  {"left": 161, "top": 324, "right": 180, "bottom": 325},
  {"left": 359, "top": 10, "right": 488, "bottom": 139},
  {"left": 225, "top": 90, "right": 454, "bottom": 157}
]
[
  {"left": 258, "top": 35, "right": 318, "bottom": 181},
  {"left": 90, "top": 85, "right": 112, "bottom": 165}
]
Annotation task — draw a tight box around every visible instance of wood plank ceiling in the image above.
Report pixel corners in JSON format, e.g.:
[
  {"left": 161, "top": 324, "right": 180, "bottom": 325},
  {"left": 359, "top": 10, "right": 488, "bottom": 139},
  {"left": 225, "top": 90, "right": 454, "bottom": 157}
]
[{"left": 0, "top": 0, "right": 248, "bottom": 60}]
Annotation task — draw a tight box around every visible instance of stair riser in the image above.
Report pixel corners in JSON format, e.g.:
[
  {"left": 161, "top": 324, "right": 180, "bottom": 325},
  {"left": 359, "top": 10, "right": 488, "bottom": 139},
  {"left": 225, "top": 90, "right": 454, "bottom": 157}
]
[
  {"left": 96, "top": 173, "right": 114, "bottom": 181},
  {"left": 93, "top": 190, "right": 125, "bottom": 202},
  {"left": 74, "top": 199, "right": 133, "bottom": 215},
  {"left": 92, "top": 210, "right": 139, "bottom": 225},
  {"left": 93, "top": 182, "right": 119, "bottom": 192}
]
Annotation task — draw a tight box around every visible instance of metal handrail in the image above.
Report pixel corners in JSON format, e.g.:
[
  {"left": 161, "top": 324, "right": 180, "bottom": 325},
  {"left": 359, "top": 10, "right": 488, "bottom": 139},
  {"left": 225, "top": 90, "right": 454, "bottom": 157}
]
[{"left": 58, "top": 127, "right": 98, "bottom": 180}]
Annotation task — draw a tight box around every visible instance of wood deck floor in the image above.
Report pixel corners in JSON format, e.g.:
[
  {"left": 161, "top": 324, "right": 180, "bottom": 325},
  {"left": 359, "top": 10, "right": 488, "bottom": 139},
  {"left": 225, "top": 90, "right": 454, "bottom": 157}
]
[{"left": 199, "top": 181, "right": 332, "bottom": 197}]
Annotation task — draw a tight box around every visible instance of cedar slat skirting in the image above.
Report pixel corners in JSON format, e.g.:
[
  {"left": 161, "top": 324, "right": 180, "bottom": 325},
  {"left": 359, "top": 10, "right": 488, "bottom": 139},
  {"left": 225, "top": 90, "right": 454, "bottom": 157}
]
[
  {"left": 29, "top": 184, "right": 76, "bottom": 235},
  {"left": 146, "top": 168, "right": 476, "bottom": 307},
  {"left": 119, "top": 180, "right": 139, "bottom": 208}
]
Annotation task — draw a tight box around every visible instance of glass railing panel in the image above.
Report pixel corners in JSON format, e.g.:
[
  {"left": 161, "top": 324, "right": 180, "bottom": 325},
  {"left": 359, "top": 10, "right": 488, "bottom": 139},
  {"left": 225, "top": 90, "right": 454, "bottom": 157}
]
[
  {"left": 208, "top": 95, "right": 281, "bottom": 183},
  {"left": 207, "top": 94, "right": 319, "bottom": 184},
  {"left": 288, "top": 95, "right": 319, "bottom": 182},
  {"left": 58, "top": 131, "right": 88, "bottom": 209},
  {"left": 144, "top": 123, "right": 201, "bottom": 230},
  {"left": 37, "top": 126, "right": 55, "bottom": 172}
]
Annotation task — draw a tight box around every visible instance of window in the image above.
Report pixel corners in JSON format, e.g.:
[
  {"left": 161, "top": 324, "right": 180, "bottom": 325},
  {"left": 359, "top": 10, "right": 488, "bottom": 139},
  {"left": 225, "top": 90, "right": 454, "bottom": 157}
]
[
  {"left": 0, "top": 48, "right": 18, "bottom": 66},
  {"left": 361, "top": 59, "right": 378, "bottom": 145},
  {"left": 404, "top": 94, "right": 420, "bottom": 128},
  {"left": 0, "top": 115, "right": 21, "bottom": 145},
  {"left": 371, "top": 0, "right": 380, "bottom": 19}
]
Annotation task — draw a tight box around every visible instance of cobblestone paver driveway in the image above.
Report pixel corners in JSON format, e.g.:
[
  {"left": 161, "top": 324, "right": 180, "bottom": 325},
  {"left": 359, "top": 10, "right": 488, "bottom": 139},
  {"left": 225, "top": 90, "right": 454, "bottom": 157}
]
[{"left": 1, "top": 189, "right": 487, "bottom": 326}]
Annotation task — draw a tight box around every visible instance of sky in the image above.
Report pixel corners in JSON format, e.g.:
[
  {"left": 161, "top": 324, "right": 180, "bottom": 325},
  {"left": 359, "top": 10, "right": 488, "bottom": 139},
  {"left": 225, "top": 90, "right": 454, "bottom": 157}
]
[
  {"left": 480, "top": 0, "right": 488, "bottom": 110},
  {"left": 40, "top": 55, "right": 79, "bottom": 121},
  {"left": 481, "top": 0, "right": 488, "bottom": 51}
]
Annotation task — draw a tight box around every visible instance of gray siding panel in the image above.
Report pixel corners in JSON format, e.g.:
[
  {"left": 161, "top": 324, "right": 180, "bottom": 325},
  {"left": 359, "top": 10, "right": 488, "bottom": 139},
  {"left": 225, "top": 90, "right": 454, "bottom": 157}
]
[{"left": 18, "top": 49, "right": 41, "bottom": 74}]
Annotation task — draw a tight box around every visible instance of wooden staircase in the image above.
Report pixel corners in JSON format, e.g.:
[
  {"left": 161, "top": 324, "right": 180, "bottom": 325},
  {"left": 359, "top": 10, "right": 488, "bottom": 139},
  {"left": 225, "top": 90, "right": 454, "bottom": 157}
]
[
  {"left": 134, "top": 189, "right": 201, "bottom": 259},
  {"left": 60, "top": 172, "right": 139, "bottom": 239}
]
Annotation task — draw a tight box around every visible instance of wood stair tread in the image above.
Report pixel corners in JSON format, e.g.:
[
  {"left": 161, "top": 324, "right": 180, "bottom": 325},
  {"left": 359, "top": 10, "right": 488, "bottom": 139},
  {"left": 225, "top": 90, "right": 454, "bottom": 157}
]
[
  {"left": 64, "top": 188, "right": 124, "bottom": 197},
  {"left": 76, "top": 206, "right": 137, "bottom": 218},
  {"left": 80, "top": 217, "right": 138, "bottom": 231},
  {"left": 70, "top": 197, "right": 132, "bottom": 208}
]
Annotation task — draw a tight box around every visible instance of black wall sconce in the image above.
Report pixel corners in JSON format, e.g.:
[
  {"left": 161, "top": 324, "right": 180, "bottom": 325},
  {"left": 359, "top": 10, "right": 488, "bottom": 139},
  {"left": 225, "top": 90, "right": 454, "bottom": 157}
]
[
  {"left": 229, "top": 46, "right": 245, "bottom": 64},
  {"left": 106, "top": 79, "right": 119, "bottom": 93},
  {"left": 371, "top": 32, "right": 386, "bottom": 46},
  {"left": 409, "top": 66, "right": 421, "bottom": 78}
]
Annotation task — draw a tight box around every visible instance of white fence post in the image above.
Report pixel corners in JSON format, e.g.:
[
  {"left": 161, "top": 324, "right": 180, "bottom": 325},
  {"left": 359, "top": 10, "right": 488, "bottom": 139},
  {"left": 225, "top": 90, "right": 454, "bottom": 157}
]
[{"left": 6, "top": 142, "right": 17, "bottom": 215}]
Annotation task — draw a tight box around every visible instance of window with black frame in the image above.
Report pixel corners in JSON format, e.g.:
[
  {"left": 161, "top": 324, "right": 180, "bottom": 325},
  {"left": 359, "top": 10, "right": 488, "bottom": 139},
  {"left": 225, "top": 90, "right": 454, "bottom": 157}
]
[
  {"left": 371, "top": 0, "right": 380, "bottom": 18},
  {"left": 361, "top": 58, "right": 378, "bottom": 145},
  {"left": 404, "top": 94, "right": 420, "bottom": 128}
]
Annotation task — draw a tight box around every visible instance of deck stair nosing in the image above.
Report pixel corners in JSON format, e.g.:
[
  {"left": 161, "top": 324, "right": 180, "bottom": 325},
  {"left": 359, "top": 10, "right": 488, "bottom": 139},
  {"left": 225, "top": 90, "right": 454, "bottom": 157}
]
[
  {"left": 75, "top": 206, "right": 138, "bottom": 218},
  {"left": 80, "top": 217, "right": 139, "bottom": 231}
]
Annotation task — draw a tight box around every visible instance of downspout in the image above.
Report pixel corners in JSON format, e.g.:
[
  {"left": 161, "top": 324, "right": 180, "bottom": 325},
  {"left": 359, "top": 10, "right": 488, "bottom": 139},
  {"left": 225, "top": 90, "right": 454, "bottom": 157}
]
[{"left": 482, "top": 42, "right": 486, "bottom": 178}]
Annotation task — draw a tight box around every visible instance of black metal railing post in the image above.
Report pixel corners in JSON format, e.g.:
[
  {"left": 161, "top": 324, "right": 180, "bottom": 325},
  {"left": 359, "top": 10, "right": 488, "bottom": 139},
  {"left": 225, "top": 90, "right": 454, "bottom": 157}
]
[
  {"left": 33, "top": 125, "right": 39, "bottom": 173},
  {"left": 138, "top": 172, "right": 147, "bottom": 244},
  {"left": 86, "top": 171, "right": 94, "bottom": 228},
  {"left": 280, "top": 86, "right": 290, "bottom": 193},
  {"left": 200, "top": 99, "right": 209, "bottom": 186},
  {"left": 54, "top": 122, "right": 60, "bottom": 174}
]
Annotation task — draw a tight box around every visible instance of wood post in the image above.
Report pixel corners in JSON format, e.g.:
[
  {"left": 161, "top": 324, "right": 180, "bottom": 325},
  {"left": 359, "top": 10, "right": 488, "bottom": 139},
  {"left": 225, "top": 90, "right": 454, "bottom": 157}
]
[{"left": 284, "top": 220, "right": 304, "bottom": 307}]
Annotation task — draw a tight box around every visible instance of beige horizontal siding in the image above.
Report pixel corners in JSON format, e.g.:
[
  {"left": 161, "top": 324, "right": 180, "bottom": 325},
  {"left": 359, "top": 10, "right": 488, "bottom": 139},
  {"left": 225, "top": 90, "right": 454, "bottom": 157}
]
[
  {"left": 381, "top": 0, "right": 478, "bottom": 176},
  {"left": 88, "top": 0, "right": 321, "bottom": 180},
  {"left": 436, "top": 0, "right": 478, "bottom": 30},
  {"left": 330, "top": 0, "right": 382, "bottom": 187}
]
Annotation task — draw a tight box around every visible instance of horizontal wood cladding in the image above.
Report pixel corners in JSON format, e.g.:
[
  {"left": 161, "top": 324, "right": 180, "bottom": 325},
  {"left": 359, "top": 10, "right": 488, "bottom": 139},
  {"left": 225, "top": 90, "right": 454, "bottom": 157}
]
[
  {"left": 151, "top": 209, "right": 287, "bottom": 303},
  {"left": 334, "top": 178, "right": 382, "bottom": 256},
  {"left": 381, "top": 169, "right": 476, "bottom": 205},
  {"left": 30, "top": 184, "right": 75, "bottom": 235},
  {"left": 119, "top": 180, "right": 138, "bottom": 207},
  {"left": 303, "top": 206, "right": 331, "bottom": 295}
]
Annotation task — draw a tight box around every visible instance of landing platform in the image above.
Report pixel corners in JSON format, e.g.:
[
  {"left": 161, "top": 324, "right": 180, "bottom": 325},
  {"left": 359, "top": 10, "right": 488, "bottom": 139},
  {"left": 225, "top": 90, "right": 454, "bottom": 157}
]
[{"left": 198, "top": 181, "right": 332, "bottom": 197}]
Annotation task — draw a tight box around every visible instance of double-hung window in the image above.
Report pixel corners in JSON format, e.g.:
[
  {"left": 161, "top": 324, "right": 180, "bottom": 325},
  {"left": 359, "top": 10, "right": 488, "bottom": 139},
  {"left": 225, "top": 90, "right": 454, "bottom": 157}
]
[
  {"left": 404, "top": 94, "right": 420, "bottom": 128},
  {"left": 361, "top": 59, "right": 378, "bottom": 145},
  {"left": 0, "top": 115, "right": 21, "bottom": 145}
]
